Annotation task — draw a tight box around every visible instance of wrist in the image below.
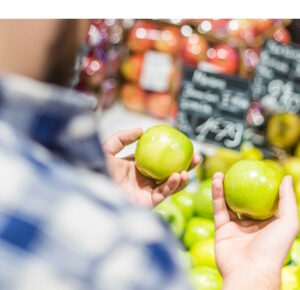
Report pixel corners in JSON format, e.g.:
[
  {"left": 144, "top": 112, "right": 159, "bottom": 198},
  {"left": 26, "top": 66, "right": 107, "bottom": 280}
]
[{"left": 222, "top": 266, "right": 281, "bottom": 290}]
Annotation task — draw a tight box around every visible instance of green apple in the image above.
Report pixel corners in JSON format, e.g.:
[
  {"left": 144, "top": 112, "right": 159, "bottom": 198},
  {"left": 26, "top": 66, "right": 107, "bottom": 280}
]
[
  {"left": 135, "top": 125, "right": 193, "bottom": 181},
  {"left": 281, "top": 265, "right": 300, "bottom": 290},
  {"left": 298, "top": 205, "right": 300, "bottom": 239},
  {"left": 189, "top": 266, "right": 222, "bottom": 290},
  {"left": 267, "top": 113, "right": 300, "bottom": 149},
  {"left": 177, "top": 249, "right": 194, "bottom": 270},
  {"left": 204, "top": 148, "right": 242, "bottom": 179},
  {"left": 291, "top": 239, "right": 300, "bottom": 266},
  {"left": 240, "top": 142, "right": 264, "bottom": 160},
  {"left": 295, "top": 142, "right": 300, "bottom": 158},
  {"left": 154, "top": 200, "right": 185, "bottom": 238},
  {"left": 283, "top": 157, "right": 300, "bottom": 184},
  {"left": 184, "top": 217, "right": 215, "bottom": 249},
  {"left": 190, "top": 238, "right": 216, "bottom": 268},
  {"left": 263, "top": 159, "right": 285, "bottom": 177},
  {"left": 195, "top": 179, "right": 214, "bottom": 219},
  {"left": 171, "top": 190, "right": 195, "bottom": 221},
  {"left": 196, "top": 164, "right": 205, "bottom": 181},
  {"left": 224, "top": 160, "right": 283, "bottom": 220}
]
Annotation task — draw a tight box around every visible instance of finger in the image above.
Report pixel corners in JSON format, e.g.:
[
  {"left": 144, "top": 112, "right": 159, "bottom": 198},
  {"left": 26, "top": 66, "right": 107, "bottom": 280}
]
[
  {"left": 175, "top": 171, "right": 189, "bottom": 192},
  {"left": 154, "top": 173, "right": 181, "bottom": 197},
  {"left": 188, "top": 154, "right": 201, "bottom": 170},
  {"left": 277, "top": 176, "right": 299, "bottom": 229},
  {"left": 103, "top": 128, "right": 143, "bottom": 156},
  {"left": 212, "top": 172, "right": 231, "bottom": 230}
]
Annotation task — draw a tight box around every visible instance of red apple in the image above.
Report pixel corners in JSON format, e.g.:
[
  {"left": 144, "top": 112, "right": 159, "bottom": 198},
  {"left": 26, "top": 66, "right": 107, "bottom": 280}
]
[
  {"left": 181, "top": 34, "right": 208, "bottom": 67},
  {"left": 154, "top": 26, "right": 181, "bottom": 55},
  {"left": 121, "top": 54, "right": 144, "bottom": 82},
  {"left": 120, "top": 84, "right": 146, "bottom": 112},
  {"left": 146, "top": 93, "right": 172, "bottom": 119},
  {"left": 80, "top": 55, "right": 105, "bottom": 88},
  {"left": 207, "top": 44, "right": 239, "bottom": 74},
  {"left": 127, "top": 21, "right": 157, "bottom": 52},
  {"left": 273, "top": 28, "right": 291, "bottom": 44}
]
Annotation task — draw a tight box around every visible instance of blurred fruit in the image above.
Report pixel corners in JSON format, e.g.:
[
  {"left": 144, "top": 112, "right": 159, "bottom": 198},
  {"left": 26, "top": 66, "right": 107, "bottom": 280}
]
[
  {"left": 171, "top": 190, "right": 195, "bottom": 221},
  {"left": 195, "top": 179, "right": 214, "bottom": 219},
  {"left": 274, "top": 27, "right": 291, "bottom": 44},
  {"left": 240, "top": 142, "right": 264, "bottom": 160},
  {"left": 184, "top": 217, "right": 215, "bottom": 249},
  {"left": 154, "top": 200, "right": 185, "bottom": 238},
  {"left": 291, "top": 239, "right": 300, "bottom": 266},
  {"left": 189, "top": 266, "right": 222, "bottom": 290},
  {"left": 298, "top": 205, "right": 300, "bottom": 239},
  {"left": 135, "top": 125, "right": 193, "bottom": 181},
  {"left": 204, "top": 148, "right": 242, "bottom": 178},
  {"left": 127, "top": 21, "right": 157, "bottom": 52},
  {"left": 81, "top": 55, "right": 105, "bottom": 87},
  {"left": 267, "top": 113, "right": 300, "bottom": 149},
  {"left": 154, "top": 26, "right": 181, "bottom": 55},
  {"left": 121, "top": 54, "right": 144, "bottom": 82},
  {"left": 263, "top": 159, "right": 285, "bottom": 177},
  {"left": 283, "top": 157, "right": 300, "bottom": 184},
  {"left": 196, "top": 164, "right": 205, "bottom": 181},
  {"left": 281, "top": 265, "right": 300, "bottom": 290},
  {"left": 120, "top": 84, "right": 146, "bottom": 112},
  {"left": 295, "top": 142, "right": 300, "bottom": 158},
  {"left": 146, "top": 93, "right": 172, "bottom": 119},
  {"left": 251, "top": 19, "right": 273, "bottom": 32},
  {"left": 178, "top": 249, "right": 194, "bottom": 270},
  {"left": 204, "top": 155, "right": 229, "bottom": 178},
  {"left": 224, "top": 160, "right": 283, "bottom": 220},
  {"left": 181, "top": 34, "right": 208, "bottom": 67},
  {"left": 190, "top": 238, "right": 216, "bottom": 268},
  {"left": 207, "top": 44, "right": 239, "bottom": 74}
]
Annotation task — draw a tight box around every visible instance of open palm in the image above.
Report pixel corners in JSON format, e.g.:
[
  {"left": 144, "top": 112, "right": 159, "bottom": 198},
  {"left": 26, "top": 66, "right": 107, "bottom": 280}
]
[
  {"left": 103, "top": 128, "right": 200, "bottom": 208},
  {"left": 212, "top": 173, "right": 299, "bottom": 288}
]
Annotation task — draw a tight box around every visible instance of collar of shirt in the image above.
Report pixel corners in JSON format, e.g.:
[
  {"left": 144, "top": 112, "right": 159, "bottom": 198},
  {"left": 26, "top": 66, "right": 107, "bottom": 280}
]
[{"left": 0, "top": 74, "right": 107, "bottom": 173}]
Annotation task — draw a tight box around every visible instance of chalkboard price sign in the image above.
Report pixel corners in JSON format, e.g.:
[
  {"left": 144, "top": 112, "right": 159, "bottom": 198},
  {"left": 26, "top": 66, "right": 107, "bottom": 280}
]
[
  {"left": 177, "top": 68, "right": 250, "bottom": 150},
  {"left": 250, "top": 39, "right": 300, "bottom": 113}
]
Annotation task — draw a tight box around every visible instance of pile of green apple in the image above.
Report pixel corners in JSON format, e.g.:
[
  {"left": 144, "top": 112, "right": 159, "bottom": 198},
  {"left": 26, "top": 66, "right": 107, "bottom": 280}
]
[{"left": 153, "top": 143, "right": 300, "bottom": 290}]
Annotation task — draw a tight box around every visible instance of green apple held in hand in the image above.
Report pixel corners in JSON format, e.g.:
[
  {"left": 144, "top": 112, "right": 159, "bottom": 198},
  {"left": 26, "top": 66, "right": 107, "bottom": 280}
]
[
  {"left": 171, "top": 190, "right": 195, "bottom": 221},
  {"left": 190, "top": 238, "right": 216, "bottom": 268},
  {"left": 195, "top": 179, "right": 214, "bottom": 219},
  {"left": 281, "top": 265, "right": 300, "bottom": 290},
  {"left": 154, "top": 200, "right": 185, "bottom": 238},
  {"left": 184, "top": 217, "right": 215, "bottom": 249},
  {"left": 189, "top": 266, "right": 222, "bottom": 290},
  {"left": 135, "top": 125, "right": 193, "bottom": 181},
  {"left": 224, "top": 160, "right": 283, "bottom": 220},
  {"left": 291, "top": 239, "right": 300, "bottom": 266}
]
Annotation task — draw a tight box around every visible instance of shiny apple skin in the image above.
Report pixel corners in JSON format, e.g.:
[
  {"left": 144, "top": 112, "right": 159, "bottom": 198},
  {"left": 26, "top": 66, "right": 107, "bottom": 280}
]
[
  {"left": 224, "top": 160, "right": 283, "bottom": 220},
  {"left": 135, "top": 125, "right": 193, "bottom": 181}
]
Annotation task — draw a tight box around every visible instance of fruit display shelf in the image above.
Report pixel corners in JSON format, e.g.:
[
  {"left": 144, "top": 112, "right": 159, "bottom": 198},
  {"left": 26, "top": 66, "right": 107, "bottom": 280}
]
[{"left": 99, "top": 101, "right": 217, "bottom": 159}]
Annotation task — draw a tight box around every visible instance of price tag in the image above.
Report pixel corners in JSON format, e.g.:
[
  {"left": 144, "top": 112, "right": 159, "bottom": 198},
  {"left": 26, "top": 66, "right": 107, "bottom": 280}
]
[
  {"left": 139, "top": 51, "right": 173, "bottom": 92},
  {"left": 177, "top": 68, "right": 250, "bottom": 150},
  {"left": 250, "top": 39, "right": 300, "bottom": 113}
]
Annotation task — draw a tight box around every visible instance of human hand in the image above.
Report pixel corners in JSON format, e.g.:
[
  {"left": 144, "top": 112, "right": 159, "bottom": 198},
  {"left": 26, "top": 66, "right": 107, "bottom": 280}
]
[
  {"left": 103, "top": 128, "right": 200, "bottom": 208},
  {"left": 212, "top": 173, "right": 299, "bottom": 290}
]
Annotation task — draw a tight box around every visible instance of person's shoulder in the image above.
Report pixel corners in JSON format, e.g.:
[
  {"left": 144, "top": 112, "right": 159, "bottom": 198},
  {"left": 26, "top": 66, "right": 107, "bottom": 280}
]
[{"left": 0, "top": 122, "right": 191, "bottom": 289}]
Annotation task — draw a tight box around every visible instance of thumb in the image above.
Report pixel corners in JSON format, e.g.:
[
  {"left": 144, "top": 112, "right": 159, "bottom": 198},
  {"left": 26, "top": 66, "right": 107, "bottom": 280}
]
[
  {"left": 103, "top": 128, "right": 143, "bottom": 156},
  {"left": 277, "top": 176, "right": 299, "bottom": 224}
]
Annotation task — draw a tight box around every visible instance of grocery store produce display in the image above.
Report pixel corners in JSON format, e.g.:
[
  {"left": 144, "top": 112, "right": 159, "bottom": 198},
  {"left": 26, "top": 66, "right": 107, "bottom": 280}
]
[{"left": 154, "top": 143, "right": 300, "bottom": 290}]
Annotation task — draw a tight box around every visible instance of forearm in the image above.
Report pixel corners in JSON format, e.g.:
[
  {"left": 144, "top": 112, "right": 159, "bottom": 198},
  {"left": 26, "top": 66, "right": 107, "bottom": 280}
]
[{"left": 222, "top": 268, "right": 280, "bottom": 290}]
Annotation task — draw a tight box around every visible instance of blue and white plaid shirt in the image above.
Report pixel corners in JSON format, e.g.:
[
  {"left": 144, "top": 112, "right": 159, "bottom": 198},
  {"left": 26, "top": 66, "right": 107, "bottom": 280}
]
[{"left": 0, "top": 75, "right": 191, "bottom": 290}]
